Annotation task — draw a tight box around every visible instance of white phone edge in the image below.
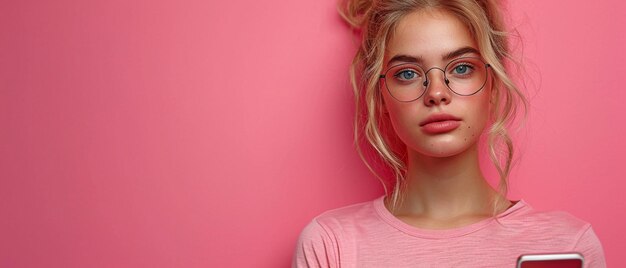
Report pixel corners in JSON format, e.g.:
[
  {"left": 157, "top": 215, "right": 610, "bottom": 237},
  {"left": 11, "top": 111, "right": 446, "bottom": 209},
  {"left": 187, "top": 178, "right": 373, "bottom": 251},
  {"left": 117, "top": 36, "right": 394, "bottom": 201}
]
[{"left": 516, "top": 252, "right": 584, "bottom": 268}]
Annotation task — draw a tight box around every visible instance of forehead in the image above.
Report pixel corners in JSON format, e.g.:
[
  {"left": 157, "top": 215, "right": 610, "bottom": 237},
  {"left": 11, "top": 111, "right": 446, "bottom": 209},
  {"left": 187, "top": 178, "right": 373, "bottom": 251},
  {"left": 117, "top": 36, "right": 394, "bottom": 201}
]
[{"left": 385, "top": 9, "right": 478, "bottom": 65}]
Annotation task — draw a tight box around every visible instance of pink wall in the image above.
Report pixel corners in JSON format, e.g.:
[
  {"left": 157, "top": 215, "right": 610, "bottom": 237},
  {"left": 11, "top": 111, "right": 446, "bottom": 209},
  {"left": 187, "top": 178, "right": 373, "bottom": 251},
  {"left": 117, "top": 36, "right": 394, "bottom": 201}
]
[{"left": 1, "top": 0, "right": 624, "bottom": 267}]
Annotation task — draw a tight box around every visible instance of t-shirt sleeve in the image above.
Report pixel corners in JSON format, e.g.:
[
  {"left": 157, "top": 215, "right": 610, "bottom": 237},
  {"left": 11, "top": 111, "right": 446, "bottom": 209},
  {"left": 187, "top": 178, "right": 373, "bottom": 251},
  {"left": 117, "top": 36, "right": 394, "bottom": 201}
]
[
  {"left": 572, "top": 226, "right": 606, "bottom": 268},
  {"left": 292, "top": 219, "right": 339, "bottom": 268}
]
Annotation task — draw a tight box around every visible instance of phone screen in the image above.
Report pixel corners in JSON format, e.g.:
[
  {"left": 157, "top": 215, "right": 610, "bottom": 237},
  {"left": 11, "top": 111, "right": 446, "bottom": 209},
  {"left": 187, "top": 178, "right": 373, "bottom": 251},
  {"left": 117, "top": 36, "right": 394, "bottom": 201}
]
[
  {"left": 517, "top": 253, "right": 584, "bottom": 268},
  {"left": 519, "top": 259, "right": 583, "bottom": 268}
]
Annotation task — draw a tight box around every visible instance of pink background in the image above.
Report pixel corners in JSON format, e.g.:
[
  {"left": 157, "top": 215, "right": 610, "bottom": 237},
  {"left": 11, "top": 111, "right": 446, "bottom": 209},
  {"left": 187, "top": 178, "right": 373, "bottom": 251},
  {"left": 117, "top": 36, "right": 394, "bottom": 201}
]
[{"left": 1, "top": 1, "right": 624, "bottom": 267}]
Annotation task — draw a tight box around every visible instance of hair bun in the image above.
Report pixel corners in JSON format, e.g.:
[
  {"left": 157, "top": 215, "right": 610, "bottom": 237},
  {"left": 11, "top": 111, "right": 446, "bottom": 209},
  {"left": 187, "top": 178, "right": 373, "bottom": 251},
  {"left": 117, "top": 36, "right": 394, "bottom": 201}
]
[{"left": 338, "top": 0, "right": 374, "bottom": 29}]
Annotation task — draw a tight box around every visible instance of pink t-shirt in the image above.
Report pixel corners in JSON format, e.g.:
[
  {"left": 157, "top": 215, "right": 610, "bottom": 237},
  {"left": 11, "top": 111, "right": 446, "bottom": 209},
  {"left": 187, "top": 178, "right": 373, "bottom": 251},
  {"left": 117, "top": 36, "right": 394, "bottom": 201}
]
[{"left": 293, "top": 196, "right": 606, "bottom": 267}]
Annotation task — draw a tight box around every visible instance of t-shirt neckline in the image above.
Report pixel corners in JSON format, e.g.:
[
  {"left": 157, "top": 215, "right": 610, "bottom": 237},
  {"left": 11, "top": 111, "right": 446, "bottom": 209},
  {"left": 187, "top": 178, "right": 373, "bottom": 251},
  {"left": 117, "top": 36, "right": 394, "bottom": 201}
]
[{"left": 373, "top": 196, "right": 528, "bottom": 239}]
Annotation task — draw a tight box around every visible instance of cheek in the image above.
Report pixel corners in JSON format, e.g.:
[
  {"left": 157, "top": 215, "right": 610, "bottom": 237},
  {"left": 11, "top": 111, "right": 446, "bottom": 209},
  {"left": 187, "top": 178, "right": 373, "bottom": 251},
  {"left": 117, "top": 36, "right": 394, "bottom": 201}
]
[
  {"left": 458, "top": 115, "right": 487, "bottom": 145},
  {"left": 382, "top": 94, "right": 415, "bottom": 137},
  {"left": 459, "top": 91, "right": 493, "bottom": 142}
]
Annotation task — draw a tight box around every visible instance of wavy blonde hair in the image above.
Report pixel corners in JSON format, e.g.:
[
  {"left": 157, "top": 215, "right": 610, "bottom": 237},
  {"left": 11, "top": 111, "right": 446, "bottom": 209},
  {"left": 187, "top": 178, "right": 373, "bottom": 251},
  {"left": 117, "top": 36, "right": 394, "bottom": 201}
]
[{"left": 338, "top": 0, "right": 528, "bottom": 212}]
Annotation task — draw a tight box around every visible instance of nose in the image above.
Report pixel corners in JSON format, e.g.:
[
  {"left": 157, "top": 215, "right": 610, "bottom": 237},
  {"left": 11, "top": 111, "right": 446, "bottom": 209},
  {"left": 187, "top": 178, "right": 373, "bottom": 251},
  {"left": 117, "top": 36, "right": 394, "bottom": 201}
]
[{"left": 422, "top": 68, "right": 452, "bottom": 106}]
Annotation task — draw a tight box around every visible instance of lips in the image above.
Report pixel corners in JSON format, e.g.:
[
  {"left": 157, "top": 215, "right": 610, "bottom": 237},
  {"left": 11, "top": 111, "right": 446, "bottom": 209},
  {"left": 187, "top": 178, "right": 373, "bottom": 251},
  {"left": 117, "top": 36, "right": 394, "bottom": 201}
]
[{"left": 419, "top": 114, "right": 462, "bottom": 134}]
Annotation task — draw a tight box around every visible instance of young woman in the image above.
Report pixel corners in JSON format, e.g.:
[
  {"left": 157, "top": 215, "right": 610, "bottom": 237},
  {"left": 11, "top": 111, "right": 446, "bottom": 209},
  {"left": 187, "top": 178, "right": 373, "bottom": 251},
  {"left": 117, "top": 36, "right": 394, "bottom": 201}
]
[{"left": 293, "top": 0, "right": 606, "bottom": 267}]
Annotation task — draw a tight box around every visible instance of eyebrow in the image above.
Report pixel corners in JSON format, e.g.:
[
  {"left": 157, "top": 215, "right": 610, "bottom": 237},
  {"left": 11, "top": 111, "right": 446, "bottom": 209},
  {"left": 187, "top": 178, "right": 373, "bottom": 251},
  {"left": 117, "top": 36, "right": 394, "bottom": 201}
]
[{"left": 387, "top": 46, "right": 481, "bottom": 66}]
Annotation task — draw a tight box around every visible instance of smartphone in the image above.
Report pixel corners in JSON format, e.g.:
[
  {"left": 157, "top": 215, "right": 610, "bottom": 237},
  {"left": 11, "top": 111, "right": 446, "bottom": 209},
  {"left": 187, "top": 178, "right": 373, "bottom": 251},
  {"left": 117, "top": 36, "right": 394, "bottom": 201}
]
[{"left": 517, "top": 253, "right": 584, "bottom": 268}]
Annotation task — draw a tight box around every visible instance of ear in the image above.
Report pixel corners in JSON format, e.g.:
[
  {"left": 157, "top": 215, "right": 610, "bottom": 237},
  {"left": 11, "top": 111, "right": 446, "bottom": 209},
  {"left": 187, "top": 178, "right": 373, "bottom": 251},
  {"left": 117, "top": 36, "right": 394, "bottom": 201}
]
[
  {"left": 378, "top": 86, "right": 390, "bottom": 114},
  {"left": 487, "top": 80, "right": 498, "bottom": 118},
  {"left": 382, "top": 100, "right": 389, "bottom": 114},
  {"left": 489, "top": 77, "right": 498, "bottom": 105}
]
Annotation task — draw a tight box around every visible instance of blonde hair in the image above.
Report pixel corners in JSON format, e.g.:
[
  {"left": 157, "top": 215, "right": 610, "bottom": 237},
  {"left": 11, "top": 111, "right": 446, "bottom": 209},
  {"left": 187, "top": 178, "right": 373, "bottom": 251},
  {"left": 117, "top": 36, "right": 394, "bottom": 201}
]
[{"left": 338, "top": 0, "right": 528, "bottom": 212}]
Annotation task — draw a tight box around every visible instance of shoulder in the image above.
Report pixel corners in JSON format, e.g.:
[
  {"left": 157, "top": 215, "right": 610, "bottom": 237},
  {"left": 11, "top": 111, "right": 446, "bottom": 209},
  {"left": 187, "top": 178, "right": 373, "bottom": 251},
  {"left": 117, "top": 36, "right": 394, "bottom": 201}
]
[
  {"left": 298, "top": 197, "right": 382, "bottom": 243},
  {"left": 504, "top": 201, "right": 606, "bottom": 267},
  {"left": 505, "top": 200, "right": 591, "bottom": 234},
  {"left": 292, "top": 198, "right": 382, "bottom": 268},
  {"left": 312, "top": 197, "right": 380, "bottom": 229}
]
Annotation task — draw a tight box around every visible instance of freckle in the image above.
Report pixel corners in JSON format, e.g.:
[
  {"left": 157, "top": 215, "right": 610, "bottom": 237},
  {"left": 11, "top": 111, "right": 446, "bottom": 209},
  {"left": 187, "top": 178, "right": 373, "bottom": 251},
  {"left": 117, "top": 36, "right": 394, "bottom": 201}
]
[{"left": 468, "top": 126, "right": 471, "bottom": 129}]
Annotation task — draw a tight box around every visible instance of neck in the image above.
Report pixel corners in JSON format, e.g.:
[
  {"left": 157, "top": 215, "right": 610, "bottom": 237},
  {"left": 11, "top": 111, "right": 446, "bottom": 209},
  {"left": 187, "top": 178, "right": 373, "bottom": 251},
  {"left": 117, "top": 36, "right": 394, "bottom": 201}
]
[{"left": 396, "top": 144, "right": 507, "bottom": 219}]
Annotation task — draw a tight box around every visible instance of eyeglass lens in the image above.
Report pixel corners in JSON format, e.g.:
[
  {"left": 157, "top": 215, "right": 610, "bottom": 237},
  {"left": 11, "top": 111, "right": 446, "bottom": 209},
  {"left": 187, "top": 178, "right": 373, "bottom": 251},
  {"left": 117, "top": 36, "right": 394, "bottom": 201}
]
[{"left": 383, "top": 57, "right": 488, "bottom": 102}]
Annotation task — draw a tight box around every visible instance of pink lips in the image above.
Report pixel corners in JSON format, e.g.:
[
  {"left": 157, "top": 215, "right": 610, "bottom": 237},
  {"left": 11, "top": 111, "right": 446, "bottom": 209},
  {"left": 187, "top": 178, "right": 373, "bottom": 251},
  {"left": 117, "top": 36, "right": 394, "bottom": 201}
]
[{"left": 419, "top": 114, "right": 462, "bottom": 134}]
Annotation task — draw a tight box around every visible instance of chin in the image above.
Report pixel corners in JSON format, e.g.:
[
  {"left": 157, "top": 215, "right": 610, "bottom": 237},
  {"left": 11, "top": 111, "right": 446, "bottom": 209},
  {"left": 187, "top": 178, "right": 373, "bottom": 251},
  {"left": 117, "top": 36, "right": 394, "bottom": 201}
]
[{"left": 410, "top": 140, "right": 476, "bottom": 158}]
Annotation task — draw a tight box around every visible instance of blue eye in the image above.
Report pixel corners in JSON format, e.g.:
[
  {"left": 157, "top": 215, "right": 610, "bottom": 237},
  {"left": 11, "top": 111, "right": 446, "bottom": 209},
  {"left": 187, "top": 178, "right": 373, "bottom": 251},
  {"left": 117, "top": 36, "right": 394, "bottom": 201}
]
[
  {"left": 395, "top": 70, "right": 418, "bottom": 81},
  {"left": 452, "top": 64, "right": 473, "bottom": 75}
]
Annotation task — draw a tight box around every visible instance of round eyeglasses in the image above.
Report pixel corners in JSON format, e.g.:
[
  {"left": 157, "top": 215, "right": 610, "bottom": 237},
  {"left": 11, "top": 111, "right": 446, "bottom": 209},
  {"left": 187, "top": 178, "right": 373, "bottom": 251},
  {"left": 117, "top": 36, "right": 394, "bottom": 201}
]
[{"left": 379, "top": 57, "right": 491, "bottom": 102}]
